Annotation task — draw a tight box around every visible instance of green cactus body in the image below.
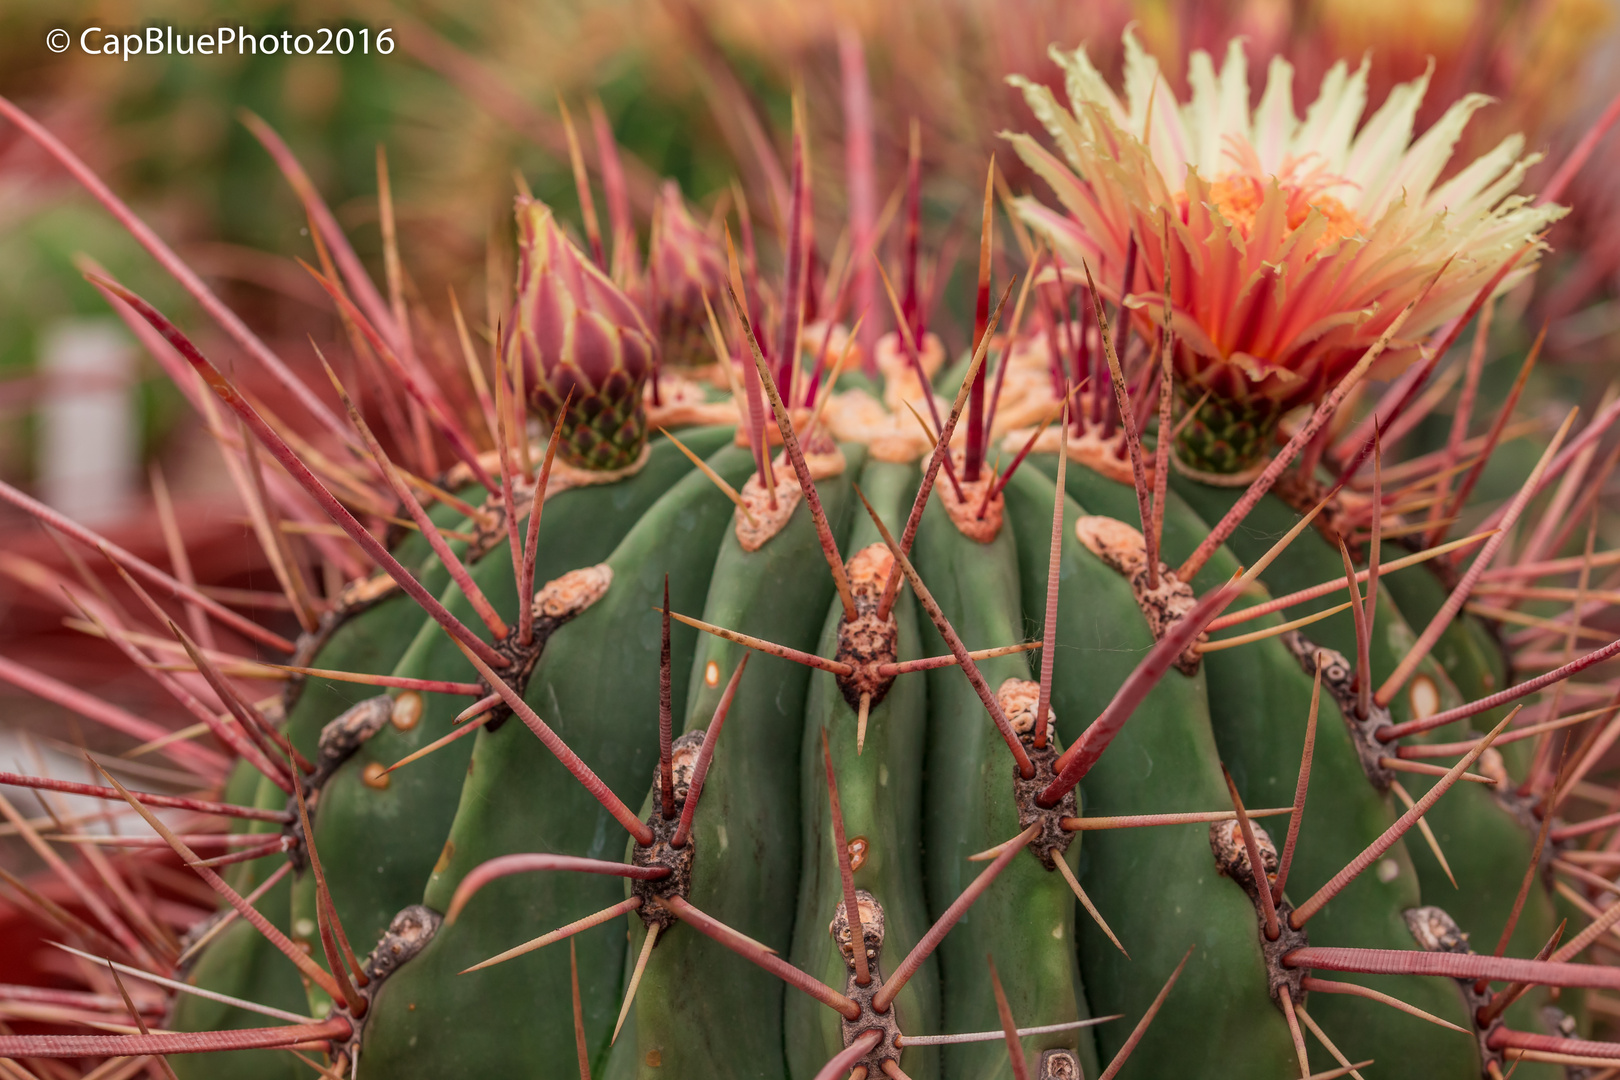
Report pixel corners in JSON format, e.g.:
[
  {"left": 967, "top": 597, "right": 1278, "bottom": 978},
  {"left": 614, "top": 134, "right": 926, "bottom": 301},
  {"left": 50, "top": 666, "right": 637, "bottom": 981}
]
[
  {"left": 287, "top": 541, "right": 515, "bottom": 1020},
  {"left": 292, "top": 429, "right": 736, "bottom": 974},
  {"left": 1147, "top": 486, "right": 1478, "bottom": 1074},
  {"left": 354, "top": 444, "right": 755, "bottom": 1075},
  {"left": 1172, "top": 480, "right": 1566, "bottom": 1076},
  {"left": 146, "top": 378, "right": 1588, "bottom": 1080},
  {"left": 617, "top": 443, "right": 865, "bottom": 1080},
  {"left": 1003, "top": 465, "right": 1299, "bottom": 1076},
  {"left": 923, "top": 479, "right": 1100, "bottom": 1080},
  {"left": 786, "top": 458, "right": 939, "bottom": 1080}
]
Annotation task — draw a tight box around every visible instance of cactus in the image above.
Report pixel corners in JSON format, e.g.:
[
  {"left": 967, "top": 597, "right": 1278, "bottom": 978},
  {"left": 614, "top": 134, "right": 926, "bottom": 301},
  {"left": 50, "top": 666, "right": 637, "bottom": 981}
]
[{"left": 4, "top": 32, "right": 1620, "bottom": 1080}]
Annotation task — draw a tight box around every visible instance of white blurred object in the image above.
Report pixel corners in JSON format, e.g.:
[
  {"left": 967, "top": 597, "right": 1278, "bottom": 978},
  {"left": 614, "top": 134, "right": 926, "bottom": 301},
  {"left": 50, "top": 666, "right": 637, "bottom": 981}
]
[{"left": 40, "top": 318, "right": 137, "bottom": 526}]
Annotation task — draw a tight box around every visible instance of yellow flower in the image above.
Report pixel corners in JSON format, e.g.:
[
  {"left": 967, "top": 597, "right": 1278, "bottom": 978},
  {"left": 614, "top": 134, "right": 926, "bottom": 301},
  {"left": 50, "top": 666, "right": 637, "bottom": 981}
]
[{"left": 1006, "top": 32, "right": 1565, "bottom": 475}]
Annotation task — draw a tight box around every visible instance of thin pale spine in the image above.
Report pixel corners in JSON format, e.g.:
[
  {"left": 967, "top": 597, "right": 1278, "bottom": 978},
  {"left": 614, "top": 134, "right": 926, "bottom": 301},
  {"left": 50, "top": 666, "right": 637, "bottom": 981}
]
[
  {"left": 1377, "top": 759, "right": 1497, "bottom": 786},
  {"left": 1292, "top": 1004, "right": 1366, "bottom": 1080},
  {"left": 382, "top": 712, "right": 493, "bottom": 776},
  {"left": 1146, "top": 214, "right": 1175, "bottom": 586},
  {"left": 1205, "top": 533, "right": 1493, "bottom": 632},
  {"left": 898, "top": 1016, "right": 1121, "bottom": 1047},
  {"left": 557, "top": 98, "right": 605, "bottom": 268},
  {"left": 49, "top": 942, "right": 313, "bottom": 1025},
  {"left": 723, "top": 229, "right": 777, "bottom": 502},
  {"left": 1095, "top": 945, "right": 1193, "bottom": 1080},
  {"left": 1289, "top": 710, "right": 1516, "bottom": 928},
  {"left": 447, "top": 854, "right": 668, "bottom": 925},
  {"left": 1197, "top": 602, "right": 1356, "bottom": 654},
  {"left": 614, "top": 924, "right": 659, "bottom": 1043},
  {"left": 147, "top": 463, "right": 214, "bottom": 651},
  {"left": 870, "top": 823, "right": 1038, "bottom": 1013},
  {"left": 265, "top": 664, "right": 483, "bottom": 696},
  {"left": 668, "top": 609, "right": 854, "bottom": 675},
  {"left": 1273, "top": 659, "right": 1320, "bottom": 904},
  {"left": 876, "top": 640, "right": 1042, "bottom": 678},
  {"left": 1298, "top": 976, "right": 1467, "bottom": 1033},
  {"left": 1057, "top": 808, "right": 1294, "bottom": 833},
  {"left": 1389, "top": 779, "right": 1457, "bottom": 888},
  {"left": 1054, "top": 852, "right": 1127, "bottom": 957},
  {"left": 1376, "top": 407, "right": 1577, "bottom": 706},
  {"left": 659, "top": 426, "right": 757, "bottom": 526},
  {"left": 461, "top": 897, "right": 643, "bottom": 975},
  {"left": 449, "top": 285, "right": 502, "bottom": 448}
]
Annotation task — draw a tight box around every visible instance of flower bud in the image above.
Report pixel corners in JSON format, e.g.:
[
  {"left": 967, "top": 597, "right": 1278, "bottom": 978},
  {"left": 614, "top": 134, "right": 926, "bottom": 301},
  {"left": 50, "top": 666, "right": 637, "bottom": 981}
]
[
  {"left": 648, "top": 182, "right": 726, "bottom": 369},
  {"left": 505, "top": 197, "right": 656, "bottom": 471}
]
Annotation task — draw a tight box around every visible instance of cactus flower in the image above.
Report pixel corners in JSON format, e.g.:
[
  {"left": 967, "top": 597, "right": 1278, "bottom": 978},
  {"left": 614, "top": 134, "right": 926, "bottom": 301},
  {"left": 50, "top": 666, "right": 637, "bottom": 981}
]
[
  {"left": 1007, "top": 33, "right": 1565, "bottom": 476},
  {"left": 648, "top": 181, "right": 728, "bottom": 369},
  {"left": 506, "top": 196, "right": 657, "bottom": 471}
]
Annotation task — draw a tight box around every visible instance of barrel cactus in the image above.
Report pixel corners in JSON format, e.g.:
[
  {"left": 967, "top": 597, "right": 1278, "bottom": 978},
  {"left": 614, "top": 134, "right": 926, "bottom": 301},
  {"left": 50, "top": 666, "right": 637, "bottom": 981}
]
[{"left": 4, "top": 32, "right": 1620, "bottom": 1080}]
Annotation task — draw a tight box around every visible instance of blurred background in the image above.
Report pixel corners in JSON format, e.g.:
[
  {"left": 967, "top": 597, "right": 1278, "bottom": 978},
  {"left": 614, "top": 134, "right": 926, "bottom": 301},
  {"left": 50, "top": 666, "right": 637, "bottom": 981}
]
[{"left": 1, "top": 0, "right": 1620, "bottom": 774}]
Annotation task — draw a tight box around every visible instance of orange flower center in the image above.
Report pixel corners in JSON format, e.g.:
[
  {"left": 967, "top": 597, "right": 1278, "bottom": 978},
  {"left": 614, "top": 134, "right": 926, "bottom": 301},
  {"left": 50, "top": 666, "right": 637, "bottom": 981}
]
[{"left": 1203, "top": 173, "right": 1362, "bottom": 253}]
